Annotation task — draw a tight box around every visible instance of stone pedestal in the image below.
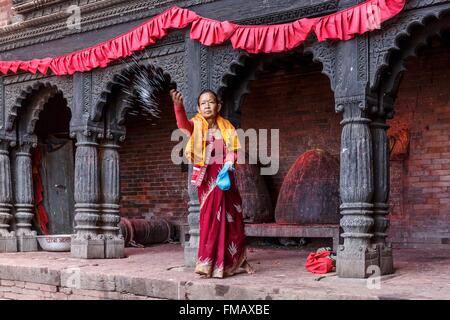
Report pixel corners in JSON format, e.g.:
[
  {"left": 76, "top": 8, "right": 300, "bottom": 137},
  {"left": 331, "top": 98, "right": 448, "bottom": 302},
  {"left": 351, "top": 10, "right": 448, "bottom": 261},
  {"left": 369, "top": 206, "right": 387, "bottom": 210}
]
[
  {"left": 337, "top": 203, "right": 379, "bottom": 278},
  {"left": 377, "top": 243, "right": 394, "bottom": 275},
  {"left": 0, "top": 235, "right": 17, "bottom": 252},
  {"left": 184, "top": 164, "right": 200, "bottom": 267},
  {"left": 17, "top": 234, "right": 37, "bottom": 252},
  {"left": 71, "top": 238, "right": 105, "bottom": 259},
  {"left": 337, "top": 244, "right": 379, "bottom": 279},
  {"left": 105, "top": 238, "right": 125, "bottom": 259},
  {"left": 184, "top": 198, "right": 200, "bottom": 267}
]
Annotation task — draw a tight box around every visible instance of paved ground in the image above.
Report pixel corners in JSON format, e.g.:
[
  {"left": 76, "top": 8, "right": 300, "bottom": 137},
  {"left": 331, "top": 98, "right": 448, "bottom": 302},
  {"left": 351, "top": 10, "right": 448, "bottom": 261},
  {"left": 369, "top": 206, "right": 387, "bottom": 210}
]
[{"left": 0, "top": 244, "right": 449, "bottom": 299}]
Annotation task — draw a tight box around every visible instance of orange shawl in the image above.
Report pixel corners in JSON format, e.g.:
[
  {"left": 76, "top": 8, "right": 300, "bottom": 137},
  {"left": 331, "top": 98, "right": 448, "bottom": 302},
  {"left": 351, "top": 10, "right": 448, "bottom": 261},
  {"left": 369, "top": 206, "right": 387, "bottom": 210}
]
[{"left": 185, "top": 113, "right": 240, "bottom": 166}]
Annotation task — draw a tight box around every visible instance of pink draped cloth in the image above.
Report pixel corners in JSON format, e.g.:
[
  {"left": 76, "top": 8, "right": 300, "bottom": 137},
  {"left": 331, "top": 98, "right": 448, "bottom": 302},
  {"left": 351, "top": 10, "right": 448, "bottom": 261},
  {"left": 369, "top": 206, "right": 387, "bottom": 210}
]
[{"left": 0, "top": 1, "right": 406, "bottom": 75}]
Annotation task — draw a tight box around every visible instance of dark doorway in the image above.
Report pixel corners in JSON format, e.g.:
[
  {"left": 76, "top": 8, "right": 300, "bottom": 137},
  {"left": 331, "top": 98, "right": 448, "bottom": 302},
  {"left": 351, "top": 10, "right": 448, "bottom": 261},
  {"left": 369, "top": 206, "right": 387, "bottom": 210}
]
[{"left": 34, "top": 93, "right": 74, "bottom": 235}]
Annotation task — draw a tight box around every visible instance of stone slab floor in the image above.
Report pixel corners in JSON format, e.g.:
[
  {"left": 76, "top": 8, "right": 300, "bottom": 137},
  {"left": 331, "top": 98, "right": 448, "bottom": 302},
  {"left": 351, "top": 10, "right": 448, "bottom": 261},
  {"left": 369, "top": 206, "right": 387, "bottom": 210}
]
[{"left": 0, "top": 244, "right": 449, "bottom": 300}]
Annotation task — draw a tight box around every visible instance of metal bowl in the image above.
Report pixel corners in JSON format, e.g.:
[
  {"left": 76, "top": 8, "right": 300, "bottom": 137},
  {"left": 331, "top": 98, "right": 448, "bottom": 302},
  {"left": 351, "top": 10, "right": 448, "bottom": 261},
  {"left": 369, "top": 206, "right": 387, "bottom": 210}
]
[{"left": 36, "top": 234, "right": 72, "bottom": 252}]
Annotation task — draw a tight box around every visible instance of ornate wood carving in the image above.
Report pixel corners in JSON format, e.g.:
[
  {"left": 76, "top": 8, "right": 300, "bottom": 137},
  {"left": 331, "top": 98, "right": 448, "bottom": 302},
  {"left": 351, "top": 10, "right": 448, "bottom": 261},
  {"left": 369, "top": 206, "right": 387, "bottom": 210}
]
[
  {"left": 305, "top": 40, "right": 338, "bottom": 92},
  {"left": 235, "top": 0, "right": 338, "bottom": 25},
  {"left": 406, "top": 0, "right": 449, "bottom": 10},
  {"left": 4, "top": 79, "right": 73, "bottom": 133},
  {"left": 369, "top": 5, "right": 450, "bottom": 93},
  {"left": 0, "top": 0, "right": 213, "bottom": 51},
  {"left": 71, "top": 72, "right": 103, "bottom": 137}
]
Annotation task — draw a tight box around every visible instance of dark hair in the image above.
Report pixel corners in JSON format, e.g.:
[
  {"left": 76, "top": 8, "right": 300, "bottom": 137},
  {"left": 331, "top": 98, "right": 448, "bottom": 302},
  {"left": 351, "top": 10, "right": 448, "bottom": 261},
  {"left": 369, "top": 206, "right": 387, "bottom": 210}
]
[{"left": 197, "top": 89, "right": 220, "bottom": 105}]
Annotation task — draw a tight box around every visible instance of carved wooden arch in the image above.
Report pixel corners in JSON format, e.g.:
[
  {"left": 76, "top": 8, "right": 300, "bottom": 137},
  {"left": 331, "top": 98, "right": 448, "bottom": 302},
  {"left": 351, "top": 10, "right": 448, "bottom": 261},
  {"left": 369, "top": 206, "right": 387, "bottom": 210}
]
[
  {"left": 7, "top": 81, "right": 68, "bottom": 134},
  {"left": 370, "top": 6, "right": 450, "bottom": 98},
  {"left": 216, "top": 45, "right": 334, "bottom": 124},
  {"left": 98, "top": 62, "right": 177, "bottom": 129}
]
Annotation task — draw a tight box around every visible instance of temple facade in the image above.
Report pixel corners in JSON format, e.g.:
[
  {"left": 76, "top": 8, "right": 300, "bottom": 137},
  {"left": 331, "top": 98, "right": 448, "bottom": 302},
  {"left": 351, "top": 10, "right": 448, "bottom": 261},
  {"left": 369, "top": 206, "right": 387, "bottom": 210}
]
[{"left": 0, "top": 0, "right": 449, "bottom": 279}]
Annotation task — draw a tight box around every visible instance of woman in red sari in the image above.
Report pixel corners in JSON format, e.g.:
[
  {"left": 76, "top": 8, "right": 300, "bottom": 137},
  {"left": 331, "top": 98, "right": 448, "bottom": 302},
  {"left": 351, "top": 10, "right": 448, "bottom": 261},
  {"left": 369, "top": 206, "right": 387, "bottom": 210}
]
[{"left": 171, "top": 89, "right": 254, "bottom": 278}]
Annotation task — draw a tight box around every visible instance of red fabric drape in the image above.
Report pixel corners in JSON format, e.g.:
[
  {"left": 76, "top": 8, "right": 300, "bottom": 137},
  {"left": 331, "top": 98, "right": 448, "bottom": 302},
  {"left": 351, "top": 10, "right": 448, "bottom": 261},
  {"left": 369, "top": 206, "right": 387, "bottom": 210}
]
[
  {"left": 313, "top": 0, "right": 407, "bottom": 41},
  {"left": 49, "top": 6, "right": 199, "bottom": 75},
  {"left": 230, "top": 19, "right": 316, "bottom": 54},
  {"left": 32, "top": 147, "right": 49, "bottom": 235},
  {"left": 0, "top": 0, "right": 406, "bottom": 76},
  {"left": 190, "top": 18, "right": 237, "bottom": 46}
]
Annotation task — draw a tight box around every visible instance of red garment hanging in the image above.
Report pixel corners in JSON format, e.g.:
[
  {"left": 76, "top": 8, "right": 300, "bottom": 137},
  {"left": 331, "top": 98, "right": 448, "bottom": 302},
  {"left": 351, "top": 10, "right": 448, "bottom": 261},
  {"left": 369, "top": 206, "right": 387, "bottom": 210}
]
[{"left": 32, "top": 147, "right": 49, "bottom": 235}]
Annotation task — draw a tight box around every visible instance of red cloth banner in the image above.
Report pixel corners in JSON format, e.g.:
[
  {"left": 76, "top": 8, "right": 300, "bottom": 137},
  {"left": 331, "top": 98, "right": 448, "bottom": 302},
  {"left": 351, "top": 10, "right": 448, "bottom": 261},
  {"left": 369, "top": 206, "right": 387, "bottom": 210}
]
[{"left": 0, "top": 0, "right": 406, "bottom": 76}]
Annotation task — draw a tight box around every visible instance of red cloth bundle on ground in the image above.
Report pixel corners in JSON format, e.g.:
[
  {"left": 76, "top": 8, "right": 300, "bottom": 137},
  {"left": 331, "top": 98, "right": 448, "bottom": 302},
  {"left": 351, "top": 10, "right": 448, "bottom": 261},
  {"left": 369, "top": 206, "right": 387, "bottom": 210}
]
[{"left": 305, "top": 250, "right": 334, "bottom": 274}]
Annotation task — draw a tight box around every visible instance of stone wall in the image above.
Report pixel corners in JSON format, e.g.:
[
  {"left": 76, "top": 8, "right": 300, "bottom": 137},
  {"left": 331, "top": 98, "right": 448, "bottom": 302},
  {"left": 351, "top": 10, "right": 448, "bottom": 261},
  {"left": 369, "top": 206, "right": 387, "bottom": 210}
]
[{"left": 0, "top": 279, "right": 160, "bottom": 300}]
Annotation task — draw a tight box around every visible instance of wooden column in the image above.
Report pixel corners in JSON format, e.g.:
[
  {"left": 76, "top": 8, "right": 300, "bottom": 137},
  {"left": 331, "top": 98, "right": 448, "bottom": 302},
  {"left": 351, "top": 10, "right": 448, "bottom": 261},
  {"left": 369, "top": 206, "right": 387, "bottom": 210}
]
[
  {"left": 371, "top": 99, "right": 394, "bottom": 275},
  {"left": 71, "top": 132, "right": 104, "bottom": 258},
  {"left": 100, "top": 134, "right": 124, "bottom": 258},
  {"left": 336, "top": 96, "right": 379, "bottom": 278},
  {"left": 0, "top": 140, "right": 17, "bottom": 252},
  {"left": 14, "top": 141, "right": 37, "bottom": 251}
]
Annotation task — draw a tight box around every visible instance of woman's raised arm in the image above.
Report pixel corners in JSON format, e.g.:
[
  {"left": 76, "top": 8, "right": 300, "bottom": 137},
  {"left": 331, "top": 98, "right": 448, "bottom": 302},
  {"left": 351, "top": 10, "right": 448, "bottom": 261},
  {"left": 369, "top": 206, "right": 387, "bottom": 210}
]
[{"left": 170, "top": 89, "right": 193, "bottom": 135}]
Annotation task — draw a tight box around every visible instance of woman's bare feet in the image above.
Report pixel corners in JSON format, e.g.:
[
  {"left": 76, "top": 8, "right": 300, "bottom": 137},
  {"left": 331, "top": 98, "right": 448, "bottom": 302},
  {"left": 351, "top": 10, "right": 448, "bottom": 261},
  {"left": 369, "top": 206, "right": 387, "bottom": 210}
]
[{"left": 242, "top": 260, "right": 255, "bottom": 274}]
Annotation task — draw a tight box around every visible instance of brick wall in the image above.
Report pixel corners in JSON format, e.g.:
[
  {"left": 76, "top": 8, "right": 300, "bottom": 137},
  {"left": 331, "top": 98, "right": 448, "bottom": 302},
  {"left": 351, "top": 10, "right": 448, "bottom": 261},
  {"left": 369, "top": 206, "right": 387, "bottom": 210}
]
[
  {"left": 240, "top": 62, "right": 340, "bottom": 205},
  {"left": 0, "top": 0, "right": 12, "bottom": 27},
  {"left": 119, "top": 94, "right": 189, "bottom": 223},
  {"left": 388, "top": 43, "right": 450, "bottom": 248}
]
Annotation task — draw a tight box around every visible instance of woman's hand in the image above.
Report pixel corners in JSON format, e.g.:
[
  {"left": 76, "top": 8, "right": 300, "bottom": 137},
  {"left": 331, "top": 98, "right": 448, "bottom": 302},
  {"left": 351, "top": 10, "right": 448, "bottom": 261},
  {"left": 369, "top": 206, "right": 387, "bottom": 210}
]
[
  {"left": 225, "top": 161, "right": 235, "bottom": 172},
  {"left": 170, "top": 89, "right": 184, "bottom": 106}
]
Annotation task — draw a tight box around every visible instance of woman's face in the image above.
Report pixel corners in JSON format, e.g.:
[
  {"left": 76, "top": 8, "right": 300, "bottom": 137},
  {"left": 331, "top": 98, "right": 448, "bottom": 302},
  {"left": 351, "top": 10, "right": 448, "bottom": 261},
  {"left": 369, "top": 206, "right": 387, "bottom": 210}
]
[{"left": 197, "top": 92, "right": 221, "bottom": 120}]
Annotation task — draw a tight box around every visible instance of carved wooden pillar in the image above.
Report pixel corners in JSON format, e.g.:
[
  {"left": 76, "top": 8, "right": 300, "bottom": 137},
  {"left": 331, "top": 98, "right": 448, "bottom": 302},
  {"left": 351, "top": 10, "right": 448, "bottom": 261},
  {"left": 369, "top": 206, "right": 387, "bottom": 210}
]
[
  {"left": 100, "top": 133, "right": 124, "bottom": 258},
  {"left": 371, "top": 103, "right": 394, "bottom": 275},
  {"left": 71, "top": 132, "right": 104, "bottom": 258},
  {"left": 0, "top": 140, "right": 17, "bottom": 252},
  {"left": 14, "top": 141, "right": 37, "bottom": 251},
  {"left": 336, "top": 96, "right": 379, "bottom": 278}
]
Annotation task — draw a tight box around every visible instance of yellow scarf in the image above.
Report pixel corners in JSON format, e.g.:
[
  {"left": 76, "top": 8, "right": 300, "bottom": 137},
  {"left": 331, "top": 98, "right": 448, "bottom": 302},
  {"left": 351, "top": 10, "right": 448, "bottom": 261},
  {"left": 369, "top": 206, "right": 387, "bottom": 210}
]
[{"left": 185, "top": 113, "right": 240, "bottom": 166}]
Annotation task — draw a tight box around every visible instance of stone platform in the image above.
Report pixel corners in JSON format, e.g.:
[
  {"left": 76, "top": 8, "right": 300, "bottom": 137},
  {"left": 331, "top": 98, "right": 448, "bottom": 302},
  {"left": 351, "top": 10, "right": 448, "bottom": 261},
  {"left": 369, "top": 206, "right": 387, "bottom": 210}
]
[{"left": 0, "top": 244, "right": 449, "bottom": 300}]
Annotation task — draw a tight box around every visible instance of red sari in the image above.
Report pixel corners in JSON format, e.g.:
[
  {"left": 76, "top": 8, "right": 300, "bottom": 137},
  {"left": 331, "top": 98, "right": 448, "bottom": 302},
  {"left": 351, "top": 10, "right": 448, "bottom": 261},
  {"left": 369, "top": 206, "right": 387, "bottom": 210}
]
[{"left": 174, "top": 104, "right": 247, "bottom": 278}]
